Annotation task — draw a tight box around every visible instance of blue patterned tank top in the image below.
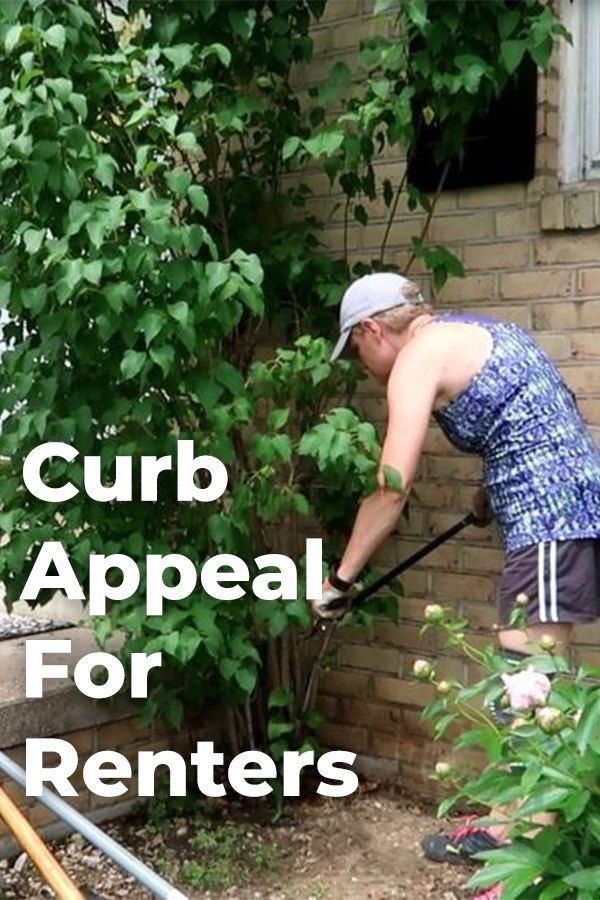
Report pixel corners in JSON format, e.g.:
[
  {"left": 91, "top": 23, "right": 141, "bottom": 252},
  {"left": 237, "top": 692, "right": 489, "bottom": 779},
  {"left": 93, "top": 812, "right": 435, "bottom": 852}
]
[{"left": 432, "top": 313, "right": 600, "bottom": 553}]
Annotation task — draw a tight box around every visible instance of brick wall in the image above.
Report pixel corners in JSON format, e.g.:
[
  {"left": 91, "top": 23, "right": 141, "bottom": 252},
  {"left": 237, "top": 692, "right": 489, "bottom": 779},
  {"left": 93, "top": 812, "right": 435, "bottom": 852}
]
[
  {"left": 300, "top": 1, "right": 600, "bottom": 798},
  {"left": 0, "top": 714, "right": 221, "bottom": 856}
]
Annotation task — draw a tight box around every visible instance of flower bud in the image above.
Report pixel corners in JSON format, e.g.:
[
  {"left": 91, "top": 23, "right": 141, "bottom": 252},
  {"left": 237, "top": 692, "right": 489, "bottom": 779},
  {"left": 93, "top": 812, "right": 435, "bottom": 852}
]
[
  {"left": 437, "top": 680, "right": 452, "bottom": 695},
  {"left": 413, "top": 659, "right": 433, "bottom": 680},
  {"left": 535, "top": 706, "right": 565, "bottom": 734},
  {"left": 573, "top": 709, "right": 583, "bottom": 726},
  {"left": 510, "top": 717, "right": 529, "bottom": 730},
  {"left": 539, "top": 634, "right": 556, "bottom": 652},
  {"left": 515, "top": 592, "right": 529, "bottom": 607},
  {"left": 455, "top": 632, "right": 465, "bottom": 641},
  {"left": 424, "top": 604, "right": 444, "bottom": 624},
  {"left": 435, "top": 761, "right": 452, "bottom": 778}
]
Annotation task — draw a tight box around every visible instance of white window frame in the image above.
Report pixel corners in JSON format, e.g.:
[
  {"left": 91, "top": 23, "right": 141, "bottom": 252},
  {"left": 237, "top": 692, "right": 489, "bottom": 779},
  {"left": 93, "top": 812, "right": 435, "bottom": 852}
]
[{"left": 560, "top": 0, "right": 600, "bottom": 183}]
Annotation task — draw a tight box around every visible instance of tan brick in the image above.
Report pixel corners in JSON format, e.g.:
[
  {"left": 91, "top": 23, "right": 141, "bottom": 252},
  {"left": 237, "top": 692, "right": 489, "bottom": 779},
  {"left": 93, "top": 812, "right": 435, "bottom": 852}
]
[
  {"left": 458, "top": 184, "right": 527, "bottom": 209},
  {"left": 540, "top": 193, "right": 565, "bottom": 231},
  {"left": 459, "top": 600, "right": 500, "bottom": 631},
  {"left": 353, "top": 753, "right": 400, "bottom": 781},
  {"left": 97, "top": 717, "right": 151, "bottom": 751},
  {"left": 337, "top": 698, "right": 403, "bottom": 733},
  {"left": 570, "top": 332, "right": 600, "bottom": 360},
  {"left": 316, "top": 694, "right": 340, "bottom": 720},
  {"left": 495, "top": 206, "right": 539, "bottom": 237},
  {"left": 560, "top": 364, "right": 600, "bottom": 394},
  {"left": 565, "top": 192, "right": 597, "bottom": 230},
  {"left": 430, "top": 571, "right": 496, "bottom": 603},
  {"left": 536, "top": 233, "right": 600, "bottom": 265},
  {"left": 463, "top": 241, "right": 529, "bottom": 271},
  {"left": 400, "top": 569, "right": 429, "bottom": 595},
  {"left": 581, "top": 300, "right": 600, "bottom": 328},
  {"left": 536, "top": 332, "right": 572, "bottom": 360},
  {"left": 373, "top": 620, "right": 440, "bottom": 652},
  {"left": 437, "top": 273, "right": 497, "bottom": 304},
  {"left": 429, "top": 211, "right": 494, "bottom": 243},
  {"left": 317, "top": 722, "right": 369, "bottom": 752},
  {"left": 462, "top": 303, "right": 533, "bottom": 329},
  {"left": 533, "top": 302, "right": 579, "bottom": 330},
  {"left": 374, "top": 676, "right": 435, "bottom": 708},
  {"left": 394, "top": 597, "right": 431, "bottom": 621},
  {"left": 460, "top": 546, "right": 504, "bottom": 574},
  {"left": 319, "top": 668, "right": 370, "bottom": 698},
  {"left": 369, "top": 732, "right": 405, "bottom": 759},
  {"left": 412, "top": 481, "right": 455, "bottom": 509},
  {"left": 577, "top": 267, "right": 600, "bottom": 295},
  {"left": 317, "top": 0, "right": 362, "bottom": 23},
  {"left": 499, "top": 269, "right": 571, "bottom": 300},
  {"left": 577, "top": 398, "right": 600, "bottom": 427},
  {"left": 426, "top": 455, "right": 483, "bottom": 482},
  {"left": 338, "top": 643, "right": 400, "bottom": 674},
  {"left": 423, "top": 428, "right": 456, "bottom": 453}
]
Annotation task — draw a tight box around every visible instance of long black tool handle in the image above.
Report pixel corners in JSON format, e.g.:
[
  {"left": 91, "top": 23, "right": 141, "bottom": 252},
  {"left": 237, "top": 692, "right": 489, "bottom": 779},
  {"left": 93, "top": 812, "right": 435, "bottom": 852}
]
[{"left": 326, "top": 511, "right": 477, "bottom": 611}]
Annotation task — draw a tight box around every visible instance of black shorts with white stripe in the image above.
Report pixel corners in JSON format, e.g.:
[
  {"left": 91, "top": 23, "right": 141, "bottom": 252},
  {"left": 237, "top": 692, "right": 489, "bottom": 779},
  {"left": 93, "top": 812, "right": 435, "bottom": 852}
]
[{"left": 498, "top": 538, "right": 600, "bottom": 627}]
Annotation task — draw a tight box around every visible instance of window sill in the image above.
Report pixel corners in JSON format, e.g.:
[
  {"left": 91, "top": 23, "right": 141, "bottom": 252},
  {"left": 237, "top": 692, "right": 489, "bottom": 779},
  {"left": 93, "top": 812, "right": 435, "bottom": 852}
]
[{"left": 540, "top": 184, "right": 600, "bottom": 232}]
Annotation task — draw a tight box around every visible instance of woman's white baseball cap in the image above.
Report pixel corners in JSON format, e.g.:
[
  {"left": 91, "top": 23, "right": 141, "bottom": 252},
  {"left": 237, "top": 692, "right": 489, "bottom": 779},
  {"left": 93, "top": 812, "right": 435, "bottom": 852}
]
[{"left": 330, "top": 272, "right": 425, "bottom": 361}]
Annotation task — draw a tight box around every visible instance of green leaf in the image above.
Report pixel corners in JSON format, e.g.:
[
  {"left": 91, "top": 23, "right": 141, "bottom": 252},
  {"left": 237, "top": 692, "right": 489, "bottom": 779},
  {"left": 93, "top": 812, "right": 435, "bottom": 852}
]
[
  {"left": 187, "top": 184, "right": 209, "bottom": 215},
  {"left": 4, "top": 25, "right": 22, "bottom": 54},
  {"left": 215, "top": 360, "right": 243, "bottom": 396},
  {"left": 104, "top": 283, "right": 134, "bottom": 314},
  {"left": 232, "top": 250, "right": 263, "bottom": 286},
  {"left": 23, "top": 229, "right": 44, "bottom": 254},
  {"left": 166, "top": 168, "right": 192, "bottom": 197},
  {"left": 137, "top": 309, "right": 165, "bottom": 346},
  {"left": 564, "top": 867, "right": 600, "bottom": 890},
  {"left": 282, "top": 136, "right": 301, "bottom": 161},
  {"left": 83, "top": 260, "right": 102, "bottom": 285},
  {"left": 149, "top": 344, "right": 175, "bottom": 377},
  {"left": 120, "top": 349, "right": 146, "bottom": 380},
  {"left": 501, "top": 40, "right": 526, "bottom": 75},
  {"left": 202, "top": 43, "right": 231, "bottom": 67},
  {"left": 167, "top": 301, "right": 189, "bottom": 326},
  {"left": 268, "top": 687, "right": 294, "bottom": 709},
  {"left": 267, "top": 720, "right": 295, "bottom": 740},
  {"left": 577, "top": 694, "right": 600, "bottom": 754},
  {"left": 176, "top": 131, "right": 197, "bottom": 151},
  {"left": 44, "top": 25, "right": 66, "bottom": 53},
  {"left": 94, "top": 154, "right": 117, "bottom": 189},
  {"left": 303, "top": 131, "right": 345, "bottom": 158},
  {"left": 228, "top": 8, "right": 256, "bottom": 39},
  {"left": 235, "top": 666, "right": 257, "bottom": 694},
  {"left": 374, "top": 0, "right": 397, "bottom": 14},
  {"left": 163, "top": 43, "right": 192, "bottom": 73},
  {"left": 381, "top": 464, "right": 404, "bottom": 494},
  {"left": 192, "top": 81, "right": 212, "bottom": 100}
]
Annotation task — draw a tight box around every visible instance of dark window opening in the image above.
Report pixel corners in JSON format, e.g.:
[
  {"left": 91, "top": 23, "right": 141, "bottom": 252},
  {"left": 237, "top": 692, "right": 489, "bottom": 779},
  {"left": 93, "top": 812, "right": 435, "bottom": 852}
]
[{"left": 407, "top": 57, "right": 538, "bottom": 193}]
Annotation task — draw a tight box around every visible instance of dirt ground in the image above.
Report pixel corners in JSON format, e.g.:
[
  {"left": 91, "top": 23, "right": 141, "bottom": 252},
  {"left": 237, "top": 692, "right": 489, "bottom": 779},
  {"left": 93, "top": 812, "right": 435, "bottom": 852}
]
[{"left": 0, "top": 786, "right": 475, "bottom": 899}]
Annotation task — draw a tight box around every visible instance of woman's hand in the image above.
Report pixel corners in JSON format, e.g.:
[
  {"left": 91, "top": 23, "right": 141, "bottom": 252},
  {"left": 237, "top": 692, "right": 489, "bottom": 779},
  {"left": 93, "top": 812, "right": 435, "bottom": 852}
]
[{"left": 310, "top": 579, "right": 355, "bottom": 619}]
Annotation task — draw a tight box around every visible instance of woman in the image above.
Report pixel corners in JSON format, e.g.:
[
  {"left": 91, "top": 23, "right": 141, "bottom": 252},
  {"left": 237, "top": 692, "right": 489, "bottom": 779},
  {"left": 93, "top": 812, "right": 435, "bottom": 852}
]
[{"left": 312, "top": 271, "right": 600, "bottom": 900}]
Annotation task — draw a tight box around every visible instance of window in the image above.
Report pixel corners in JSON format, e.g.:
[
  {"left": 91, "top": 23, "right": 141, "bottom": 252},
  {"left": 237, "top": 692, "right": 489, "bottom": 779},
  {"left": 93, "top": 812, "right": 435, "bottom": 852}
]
[
  {"left": 561, "top": 0, "right": 600, "bottom": 183},
  {"left": 407, "top": 57, "right": 537, "bottom": 193}
]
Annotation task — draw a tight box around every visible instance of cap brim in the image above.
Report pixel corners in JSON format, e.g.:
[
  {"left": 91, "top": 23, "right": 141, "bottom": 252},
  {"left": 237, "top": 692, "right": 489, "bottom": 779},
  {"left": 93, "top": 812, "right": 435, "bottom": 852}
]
[{"left": 330, "top": 329, "right": 351, "bottom": 362}]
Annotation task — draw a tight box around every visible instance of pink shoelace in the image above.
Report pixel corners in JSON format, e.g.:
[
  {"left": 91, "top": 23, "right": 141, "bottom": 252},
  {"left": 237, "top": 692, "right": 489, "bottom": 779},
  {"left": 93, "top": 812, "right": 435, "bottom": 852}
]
[
  {"left": 447, "top": 814, "right": 487, "bottom": 840},
  {"left": 473, "top": 885, "right": 502, "bottom": 900}
]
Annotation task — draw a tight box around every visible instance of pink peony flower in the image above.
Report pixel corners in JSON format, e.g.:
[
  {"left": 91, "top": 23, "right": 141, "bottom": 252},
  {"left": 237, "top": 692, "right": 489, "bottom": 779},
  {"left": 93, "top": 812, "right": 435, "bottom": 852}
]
[{"left": 501, "top": 668, "right": 551, "bottom": 711}]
